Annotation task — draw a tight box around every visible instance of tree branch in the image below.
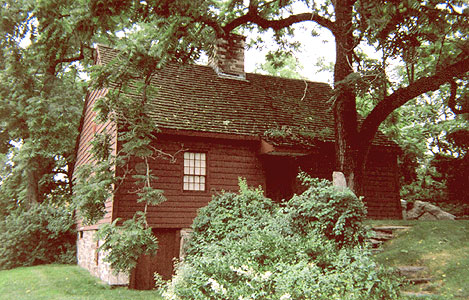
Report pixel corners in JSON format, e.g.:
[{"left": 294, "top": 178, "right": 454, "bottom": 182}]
[
  {"left": 186, "top": 2, "right": 335, "bottom": 39},
  {"left": 223, "top": 8, "right": 335, "bottom": 35},
  {"left": 448, "top": 80, "right": 469, "bottom": 114},
  {"left": 47, "top": 44, "right": 86, "bottom": 76},
  {"left": 359, "top": 56, "right": 469, "bottom": 146},
  {"left": 55, "top": 44, "right": 85, "bottom": 65},
  {"left": 197, "top": 15, "right": 225, "bottom": 37}
]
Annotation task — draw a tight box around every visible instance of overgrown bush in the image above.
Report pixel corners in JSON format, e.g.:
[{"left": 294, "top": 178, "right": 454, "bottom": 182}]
[
  {"left": 186, "top": 180, "right": 277, "bottom": 257},
  {"left": 0, "top": 203, "right": 76, "bottom": 270},
  {"left": 163, "top": 178, "right": 401, "bottom": 299},
  {"left": 96, "top": 214, "right": 158, "bottom": 275},
  {"left": 286, "top": 175, "right": 368, "bottom": 248}
]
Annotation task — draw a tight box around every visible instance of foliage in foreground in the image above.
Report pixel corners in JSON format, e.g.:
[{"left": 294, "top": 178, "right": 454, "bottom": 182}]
[
  {"left": 96, "top": 215, "right": 158, "bottom": 275},
  {"left": 0, "top": 264, "right": 163, "bottom": 300},
  {"left": 163, "top": 178, "right": 401, "bottom": 299},
  {"left": 0, "top": 203, "right": 76, "bottom": 270}
]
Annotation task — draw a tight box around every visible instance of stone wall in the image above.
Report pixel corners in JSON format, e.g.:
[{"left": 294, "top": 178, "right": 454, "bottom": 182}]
[{"left": 76, "top": 230, "right": 128, "bottom": 285}]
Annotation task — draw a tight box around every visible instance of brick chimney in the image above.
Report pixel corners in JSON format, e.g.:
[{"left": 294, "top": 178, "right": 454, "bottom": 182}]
[{"left": 209, "top": 34, "right": 246, "bottom": 80}]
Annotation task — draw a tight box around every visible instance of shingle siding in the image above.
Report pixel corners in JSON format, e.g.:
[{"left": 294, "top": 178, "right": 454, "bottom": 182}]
[
  {"left": 114, "top": 135, "right": 266, "bottom": 228},
  {"left": 364, "top": 150, "right": 401, "bottom": 219},
  {"left": 295, "top": 147, "right": 401, "bottom": 219},
  {"left": 113, "top": 135, "right": 401, "bottom": 224},
  {"left": 74, "top": 88, "right": 117, "bottom": 230}
]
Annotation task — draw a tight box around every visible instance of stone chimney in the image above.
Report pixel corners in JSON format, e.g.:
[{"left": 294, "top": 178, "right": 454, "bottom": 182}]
[{"left": 209, "top": 34, "right": 246, "bottom": 80}]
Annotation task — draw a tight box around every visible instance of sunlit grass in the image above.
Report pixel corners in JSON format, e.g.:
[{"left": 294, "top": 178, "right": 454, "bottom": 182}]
[
  {"left": 373, "top": 220, "right": 469, "bottom": 299},
  {"left": 0, "top": 264, "right": 163, "bottom": 300}
]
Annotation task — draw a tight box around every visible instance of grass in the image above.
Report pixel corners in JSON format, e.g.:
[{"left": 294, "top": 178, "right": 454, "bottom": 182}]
[
  {"left": 371, "top": 220, "right": 469, "bottom": 299},
  {"left": 0, "top": 264, "right": 163, "bottom": 300}
]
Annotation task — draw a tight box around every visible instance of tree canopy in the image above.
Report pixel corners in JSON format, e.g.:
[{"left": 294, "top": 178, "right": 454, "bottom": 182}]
[{"left": 1, "top": 0, "right": 468, "bottom": 201}]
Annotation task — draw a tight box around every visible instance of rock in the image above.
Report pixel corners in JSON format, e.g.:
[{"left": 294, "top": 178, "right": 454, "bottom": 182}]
[
  {"left": 407, "top": 201, "right": 425, "bottom": 219},
  {"left": 420, "top": 211, "right": 438, "bottom": 220},
  {"left": 402, "top": 291, "right": 438, "bottom": 298},
  {"left": 401, "top": 199, "right": 407, "bottom": 220},
  {"left": 406, "top": 200, "right": 456, "bottom": 220},
  {"left": 371, "top": 231, "right": 394, "bottom": 241},
  {"left": 397, "top": 266, "right": 426, "bottom": 278},
  {"left": 372, "top": 226, "right": 411, "bottom": 231},
  {"left": 332, "top": 171, "right": 347, "bottom": 190}
]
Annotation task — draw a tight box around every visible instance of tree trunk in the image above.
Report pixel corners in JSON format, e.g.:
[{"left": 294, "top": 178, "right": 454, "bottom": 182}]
[
  {"left": 333, "top": 0, "right": 366, "bottom": 195},
  {"left": 26, "top": 167, "right": 40, "bottom": 206}
]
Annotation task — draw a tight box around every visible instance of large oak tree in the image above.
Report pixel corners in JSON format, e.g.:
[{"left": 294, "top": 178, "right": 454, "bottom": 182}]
[{"left": 1, "top": 0, "right": 468, "bottom": 199}]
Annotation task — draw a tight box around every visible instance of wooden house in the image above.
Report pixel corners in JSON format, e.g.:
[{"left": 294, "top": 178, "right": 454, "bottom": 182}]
[{"left": 74, "top": 35, "right": 401, "bottom": 289}]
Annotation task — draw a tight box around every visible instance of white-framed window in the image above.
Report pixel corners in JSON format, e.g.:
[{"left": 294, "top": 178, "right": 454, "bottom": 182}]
[{"left": 183, "top": 152, "right": 206, "bottom": 191}]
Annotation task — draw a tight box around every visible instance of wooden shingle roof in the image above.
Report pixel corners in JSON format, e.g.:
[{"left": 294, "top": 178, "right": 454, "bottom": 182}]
[{"left": 96, "top": 45, "right": 395, "bottom": 148}]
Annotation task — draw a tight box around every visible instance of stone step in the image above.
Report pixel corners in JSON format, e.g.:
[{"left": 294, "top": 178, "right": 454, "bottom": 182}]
[
  {"left": 372, "top": 225, "right": 411, "bottom": 233},
  {"left": 407, "top": 277, "right": 433, "bottom": 285},
  {"left": 368, "top": 225, "right": 412, "bottom": 250},
  {"left": 371, "top": 231, "right": 394, "bottom": 241},
  {"left": 369, "top": 238, "right": 385, "bottom": 249},
  {"left": 397, "top": 266, "right": 427, "bottom": 278},
  {"left": 402, "top": 291, "right": 439, "bottom": 298}
]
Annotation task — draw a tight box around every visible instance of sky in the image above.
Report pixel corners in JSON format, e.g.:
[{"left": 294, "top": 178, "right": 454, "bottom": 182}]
[{"left": 244, "top": 24, "right": 336, "bottom": 84}]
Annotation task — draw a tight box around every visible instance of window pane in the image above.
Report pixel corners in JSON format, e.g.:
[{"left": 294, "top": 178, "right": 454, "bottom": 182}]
[{"left": 184, "top": 152, "right": 206, "bottom": 191}]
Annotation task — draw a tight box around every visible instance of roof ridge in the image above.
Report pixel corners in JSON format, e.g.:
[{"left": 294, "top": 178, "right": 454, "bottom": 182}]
[
  {"left": 93, "top": 45, "right": 398, "bottom": 149},
  {"left": 94, "top": 44, "right": 330, "bottom": 87}
]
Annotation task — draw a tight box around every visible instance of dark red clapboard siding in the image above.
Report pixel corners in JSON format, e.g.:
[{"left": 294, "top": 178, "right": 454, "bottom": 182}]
[
  {"left": 363, "top": 151, "right": 401, "bottom": 219},
  {"left": 74, "top": 88, "right": 118, "bottom": 230},
  {"left": 114, "top": 135, "right": 266, "bottom": 228}
]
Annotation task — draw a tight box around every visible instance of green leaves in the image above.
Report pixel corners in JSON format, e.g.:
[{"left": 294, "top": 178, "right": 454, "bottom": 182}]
[
  {"left": 164, "top": 178, "right": 400, "bottom": 299},
  {"left": 96, "top": 216, "right": 158, "bottom": 275},
  {"left": 256, "top": 50, "right": 304, "bottom": 79},
  {"left": 73, "top": 161, "right": 115, "bottom": 226},
  {"left": 137, "top": 186, "right": 166, "bottom": 207},
  {"left": 0, "top": 203, "right": 76, "bottom": 270}
]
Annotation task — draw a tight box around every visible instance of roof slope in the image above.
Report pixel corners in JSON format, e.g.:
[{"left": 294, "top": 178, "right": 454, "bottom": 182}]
[{"left": 96, "top": 45, "right": 394, "bottom": 147}]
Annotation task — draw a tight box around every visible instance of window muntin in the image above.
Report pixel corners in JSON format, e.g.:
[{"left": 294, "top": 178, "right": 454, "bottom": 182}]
[{"left": 183, "top": 152, "right": 206, "bottom": 191}]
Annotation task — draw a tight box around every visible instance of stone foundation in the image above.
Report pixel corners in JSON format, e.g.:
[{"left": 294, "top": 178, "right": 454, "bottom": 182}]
[{"left": 77, "top": 230, "right": 129, "bottom": 285}]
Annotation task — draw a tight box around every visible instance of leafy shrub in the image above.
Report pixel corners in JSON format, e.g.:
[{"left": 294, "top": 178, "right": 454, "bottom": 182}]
[
  {"left": 96, "top": 214, "right": 158, "bottom": 275},
  {"left": 163, "top": 178, "right": 401, "bottom": 299},
  {"left": 0, "top": 203, "right": 76, "bottom": 270},
  {"left": 187, "top": 179, "right": 276, "bottom": 256},
  {"left": 286, "top": 175, "right": 369, "bottom": 247},
  {"left": 73, "top": 160, "right": 114, "bottom": 225}
]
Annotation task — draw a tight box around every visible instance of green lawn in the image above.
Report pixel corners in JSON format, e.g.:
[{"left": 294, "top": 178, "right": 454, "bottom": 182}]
[
  {"left": 372, "top": 220, "right": 469, "bottom": 299},
  {"left": 0, "top": 264, "right": 163, "bottom": 300}
]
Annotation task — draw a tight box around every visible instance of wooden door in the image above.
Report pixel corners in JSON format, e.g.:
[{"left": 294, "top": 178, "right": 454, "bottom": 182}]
[
  {"left": 129, "top": 228, "right": 180, "bottom": 290},
  {"left": 264, "top": 156, "right": 297, "bottom": 202}
]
